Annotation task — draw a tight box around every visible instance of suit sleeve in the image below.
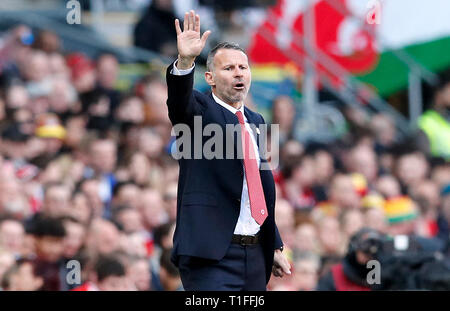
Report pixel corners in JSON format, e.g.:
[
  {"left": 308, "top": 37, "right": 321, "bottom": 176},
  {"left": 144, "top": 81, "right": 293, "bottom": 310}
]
[
  {"left": 259, "top": 113, "right": 284, "bottom": 251},
  {"left": 166, "top": 62, "right": 203, "bottom": 125},
  {"left": 275, "top": 225, "right": 283, "bottom": 250}
]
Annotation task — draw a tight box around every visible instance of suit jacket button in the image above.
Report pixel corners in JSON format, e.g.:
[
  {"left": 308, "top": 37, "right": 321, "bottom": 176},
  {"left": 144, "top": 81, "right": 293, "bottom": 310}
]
[{"left": 236, "top": 198, "right": 241, "bottom": 203}]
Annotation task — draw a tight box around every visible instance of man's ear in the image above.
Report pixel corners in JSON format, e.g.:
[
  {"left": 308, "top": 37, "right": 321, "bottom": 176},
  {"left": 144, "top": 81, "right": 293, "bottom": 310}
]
[{"left": 205, "top": 71, "right": 215, "bottom": 87}]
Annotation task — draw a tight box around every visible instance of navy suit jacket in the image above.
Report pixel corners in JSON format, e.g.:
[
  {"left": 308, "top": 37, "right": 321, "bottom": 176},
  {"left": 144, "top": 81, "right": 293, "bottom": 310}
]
[{"left": 166, "top": 63, "right": 283, "bottom": 283}]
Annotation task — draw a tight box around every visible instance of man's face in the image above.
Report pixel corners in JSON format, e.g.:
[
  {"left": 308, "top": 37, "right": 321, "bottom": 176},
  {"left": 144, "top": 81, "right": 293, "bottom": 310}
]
[
  {"left": 98, "top": 275, "right": 130, "bottom": 291},
  {"left": 44, "top": 186, "right": 71, "bottom": 216},
  {"left": 90, "top": 140, "right": 117, "bottom": 174},
  {"left": 35, "top": 236, "right": 64, "bottom": 262},
  {"left": 9, "top": 262, "right": 43, "bottom": 291},
  {"left": 206, "top": 49, "right": 251, "bottom": 105},
  {"left": 0, "top": 220, "right": 25, "bottom": 254}
]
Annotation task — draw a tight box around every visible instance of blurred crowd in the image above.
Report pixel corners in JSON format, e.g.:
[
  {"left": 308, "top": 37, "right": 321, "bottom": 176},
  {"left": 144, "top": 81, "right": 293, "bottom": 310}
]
[{"left": 0, "top": 18, "right": 449, "bottom": 291}]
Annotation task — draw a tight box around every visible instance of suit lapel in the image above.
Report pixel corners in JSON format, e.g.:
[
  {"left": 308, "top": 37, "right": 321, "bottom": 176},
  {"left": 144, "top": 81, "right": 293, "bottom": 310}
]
[
  {"left": 209, "top": 93, "right": 262, "bottom": 163},
  {"left": 244, "top": 107, "right": 260, "bottom": 149}
]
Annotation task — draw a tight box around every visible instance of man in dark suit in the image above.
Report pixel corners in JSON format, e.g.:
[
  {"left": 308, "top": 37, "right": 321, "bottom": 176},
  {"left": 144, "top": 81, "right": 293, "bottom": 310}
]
[{"left": 166, "top": 10, "right": 291, "bottom": 291}]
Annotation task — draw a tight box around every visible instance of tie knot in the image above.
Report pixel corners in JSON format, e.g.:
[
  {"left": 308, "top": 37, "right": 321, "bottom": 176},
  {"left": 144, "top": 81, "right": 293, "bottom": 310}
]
[{"left": 235, "top": 110, "right": 245, "bottom": 125}]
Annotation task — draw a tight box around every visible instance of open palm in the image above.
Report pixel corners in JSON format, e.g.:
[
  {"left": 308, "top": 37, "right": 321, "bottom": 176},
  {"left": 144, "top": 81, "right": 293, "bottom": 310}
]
[{"left": 175, "top": 10, "right": 211, "bottom": 60}]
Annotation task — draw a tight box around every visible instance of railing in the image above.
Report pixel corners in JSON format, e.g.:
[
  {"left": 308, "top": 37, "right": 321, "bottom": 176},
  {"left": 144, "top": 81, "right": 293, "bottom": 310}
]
[{"left": 259, "top": 2, "right": 419, "bottom": 139}]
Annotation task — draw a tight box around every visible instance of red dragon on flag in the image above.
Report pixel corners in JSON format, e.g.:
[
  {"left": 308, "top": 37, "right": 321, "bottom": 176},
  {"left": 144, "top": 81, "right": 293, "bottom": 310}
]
[{"left": 248, "top": 0, "right": 380, "bottom": 80}]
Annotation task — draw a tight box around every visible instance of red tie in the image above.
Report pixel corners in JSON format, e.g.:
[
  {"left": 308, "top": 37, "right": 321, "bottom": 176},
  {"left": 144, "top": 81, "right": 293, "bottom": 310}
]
[{"left": 235, "top": 110, "right": 268, "bottom": 225}]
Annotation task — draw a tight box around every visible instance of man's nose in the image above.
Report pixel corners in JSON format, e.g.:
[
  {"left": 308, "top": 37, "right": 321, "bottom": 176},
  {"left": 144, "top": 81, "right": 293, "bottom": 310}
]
[{"left": 233, "top": 68, "right": 243, "bottom": 77}]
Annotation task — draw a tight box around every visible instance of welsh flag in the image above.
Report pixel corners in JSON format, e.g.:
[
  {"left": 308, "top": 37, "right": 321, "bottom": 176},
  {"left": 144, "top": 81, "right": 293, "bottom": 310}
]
[
  {"left": 248, "top": 0, "right": 379, "bottom": 78},
  {"left": 247, "top": 0, "right": 450, "bottom": 96}
]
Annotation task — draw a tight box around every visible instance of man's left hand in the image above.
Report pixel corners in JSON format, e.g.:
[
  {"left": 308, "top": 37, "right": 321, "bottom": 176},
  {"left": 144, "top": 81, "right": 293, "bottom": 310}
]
[{"left": 272, "top": 249, "right": 291, "bottom": 277}]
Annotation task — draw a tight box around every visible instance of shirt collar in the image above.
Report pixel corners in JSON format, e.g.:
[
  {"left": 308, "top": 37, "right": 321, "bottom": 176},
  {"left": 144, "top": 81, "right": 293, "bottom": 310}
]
[{"left": 212, "top": 92, "right": 246, "bottom": 120}]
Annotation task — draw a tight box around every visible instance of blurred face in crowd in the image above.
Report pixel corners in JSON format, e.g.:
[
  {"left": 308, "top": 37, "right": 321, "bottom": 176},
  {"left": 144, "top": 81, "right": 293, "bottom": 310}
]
[
  {"left": 370, "top": 114, "right": 396, "bottom": 147},
  {"left": 115, "top": 184, "right": 141, "bottom": 210},
  {"left": 205, "top": 48, "right": 251, "bottom": 107},
  {"left": 375, "top": 175, "right": 401, "bottom": 199},
  {"left": 139, "top": 188, "right": 168, "bottom": 231},
  {"left": 293, "top": 258, "right": 319, "bottom": 291},
  {"left": 43, "top": 184, "right": 72, "bottom": 217},
  {"left": 65, "top": 116, "right": 87, "bottom": 150},
  {"left": 116, "top": 96, "right": 145, "bottom": 125},
  {"left": 138, "top": 128, "right": 164, "bottom": 159},
  {"left": 87, "top": 219, "right": 120, "bottom": 255},
  {"left": 364, "top": 207, "right": 388, "bottom": 233},
  {"left": 272, "top": 96, "right": 295, "bottom": 131},
  {"left": 0, "top": 220, "right": 25, "bottom": 255},
  {"left": 280, "top": 140, "right": 304, "bottom": 163},
  {"left": 396, "top": 153, "right": 429, "bottom": 188},
  {"left": 341, "top": 210, "right": 364, "bottom": 238},
  {"left": 34, "top": 30, "right": 61, "bottom": 54},
  {"left": 97, "top": 274, "right": 130, "bottom": 291},
  {"left": 48, "top": 79, "right": 75, "bottom": 114},
  {"left": 116, "top": 208, "right": 144, "bottom": 234},
  {"left": 23, "top": 51, "right": 50, "bottom": 82},
  {"left": 62, "top": 220, "right": 86, "bottom": 259},
  {"left": 0, "top": 177, "right": 30, "bottom": 216},
  {"left": 348, "top": 145, "right": 378, "bottom": 183},
  {"left": 97, "top": 54, "right": 119, "bottom": 90},
  {"left": 120, "top": 233, "right": 147, "bottom": 258},
  {"left": 71, "top": 192, "right": 92, "bottom": 225},
  {"left": 7, "top": 262, "right": 43, "bottom": 291},
  {"left": 291, "top": 156, "right": 316, "bottom": 188},
  {"left": 128, "top": 153, "right": 151, "bottom": 186},
  {"left": 6, "top": 85, "right": 29, "bottom": 111},
  {"left": 48, "top": 53, "right": 71, "bottom": 79},
  {"left": 410, "top": 180, "right": 441, "bottom": 215},
  {"left": 317, "top": 216, "right": 343, "bottom": 255},
  {"left": 275, "top": 199, "right": 295, "bottom": 240},
  {"left": 143, "top": 80, "right": 169, "bottom": 125},
  {"left": 34, "top": 235, "right": 64, "bottom": 263},
  {"left": 431, "top": 165, "right": 450, "bottom": 191},
  {"left": 329, "top": 174, "right": 360, "bottom": 210},
  {"left": 81, "top": 179, "right": 103, "bottom": 218},
  {"left": 90, "top": 139, "right": 117, "bottom": 175},
  {"left": 314, "top": 150, "right": 334, "bottom": 185},
  {"left": 293, "top": 223, "right": 318, "bottom": 253},
  {"left": 73, "top": 67, "right": 96, "bottom": 94},
  {"left": 127, "top": 258, "right": 151, "bottom": 291}
]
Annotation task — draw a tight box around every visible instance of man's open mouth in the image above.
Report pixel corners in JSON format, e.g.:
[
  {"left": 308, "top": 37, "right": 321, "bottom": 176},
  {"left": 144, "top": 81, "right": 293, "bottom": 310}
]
[{"left": 233, "top": 83, "right": 245, "bottom": 90}]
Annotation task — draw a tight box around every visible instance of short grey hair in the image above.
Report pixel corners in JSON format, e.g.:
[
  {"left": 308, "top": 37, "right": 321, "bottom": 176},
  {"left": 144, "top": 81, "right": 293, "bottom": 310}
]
[{"left": 206, "top": 42, "right": 247, "bottom": 72}]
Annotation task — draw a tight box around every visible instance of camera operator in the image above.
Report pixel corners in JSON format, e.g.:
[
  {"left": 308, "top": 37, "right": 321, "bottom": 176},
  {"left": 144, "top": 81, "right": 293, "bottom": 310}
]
[{"left": 316, "top": 228, "right": 385, "bottom": 291}]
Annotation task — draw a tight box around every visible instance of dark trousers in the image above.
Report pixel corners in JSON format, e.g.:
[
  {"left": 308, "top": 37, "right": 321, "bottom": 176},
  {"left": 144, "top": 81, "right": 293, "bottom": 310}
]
[{"left": 178, "top": 243, "right": 267, "bottom": 291}]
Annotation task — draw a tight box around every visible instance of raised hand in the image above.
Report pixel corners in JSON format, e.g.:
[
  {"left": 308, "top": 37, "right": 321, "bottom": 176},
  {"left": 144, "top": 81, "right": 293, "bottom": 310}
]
[{"left": 175, "top": 10, "right": 211, "bottom": 70}]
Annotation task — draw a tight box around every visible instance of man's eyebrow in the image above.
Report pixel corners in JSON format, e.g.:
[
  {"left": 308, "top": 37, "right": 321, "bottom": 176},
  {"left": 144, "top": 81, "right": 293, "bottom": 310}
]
[{"left": 221, "top": 63, "right": 248, "bottom": 68}]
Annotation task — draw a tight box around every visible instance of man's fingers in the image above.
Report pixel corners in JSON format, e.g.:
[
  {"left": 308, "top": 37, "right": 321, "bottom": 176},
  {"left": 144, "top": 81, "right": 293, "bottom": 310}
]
[
  {"left": 189, "top": 10, "right": 195, "bottom": 30},
  {"left": 273, "top": 267, "right": 283, "bottom": 277},
  {"left": 184, "top": 12, "right": 189, "bottom": 31},
  {"left": 175, "top": 19, "right": 182, "bottom": 36},
  {"left": 201, "top": 30, "right": 211, "bottom": 45},
  {"left": 195, "top": 14, "right": 200, "bottom": 32},
  {"left": 281, "top": 261, "right": 292, "bottom": 275}
]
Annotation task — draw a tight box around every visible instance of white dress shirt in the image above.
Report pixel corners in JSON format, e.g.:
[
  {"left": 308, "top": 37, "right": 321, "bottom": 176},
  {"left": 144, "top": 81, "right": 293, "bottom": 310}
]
[{"left": 171, "top": 61, "right": 261, "bottom": 236}]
